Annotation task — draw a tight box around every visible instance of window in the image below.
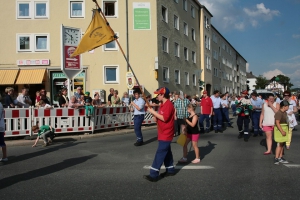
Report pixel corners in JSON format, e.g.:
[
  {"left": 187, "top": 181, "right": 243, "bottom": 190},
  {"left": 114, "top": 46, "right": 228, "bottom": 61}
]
[
  {"left": 162, "top": 36, "right": 168, "bottom": 53},
  {"left": 191, "top": 28, "right": 195, "bottom": 40},
  {"left": 17, "top": 0, "right": 49, "bottom": 19},
  {"left": 204, "top": 15, "right": 209, "bottom": 28},
  {"left": 183, "top": 0, "right": 187, "bottom": 11},
  {"left": 104, "top": 66, "right": 119, "bottom": 84},
  {"left": 205, "top": 35, "right": 208, "bottom": 49},
  {"left": 162, "top": 6, "right": 168, "bottom": 22},
  {"left": 174, "top": 42, "right": 179, "bottom": 57},
  {"left": 104, "top": 33, "right": 118, "bottom": 51},
  {"left": 70, "top": 1, "right": 85, "bottom": 18},
  {"left": 184, "top": 47, "right": 188, "bottom": 61},
  {"left": 219, "top": 46, "right": 221, "bottom": 56},
  {"left": 185, "top": 72, "right": 189, "bottom": 85},
  {"left": 191, "top": 5, "right": 195, "bottom": 18},
  {"left": 192, "top": 51, "right": 196, "bottom": 63},
  {"left": 214, "top": 68, "right": 218, "bottom": 77},
  {"left": 174, "top": 15, "right": 179, "bottom": 30},
  {"left": 17, "top": 34, "right": 49, "bottom": 52},
  {"left": 206, "top": 56, "right": 211, "bottom": 70},
  {"left": 175, "top": 70, "right": 180, "bottom": 84},
  {"left": 192, "top": 74, "right": 196, "bottom": 86},
  {"left": 103, "top": 0, "right": 118, "bottom": 17},
  {"left": 163, "top": 67, "right": 169, "bottom": 82},
  {"left": 183, "top": 22, "right": 188, "bottom": 36}
]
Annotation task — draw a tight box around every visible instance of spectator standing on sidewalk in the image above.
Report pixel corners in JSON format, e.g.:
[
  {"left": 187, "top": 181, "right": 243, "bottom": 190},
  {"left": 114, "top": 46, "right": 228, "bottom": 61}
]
[
  {"left": 211, "top": 90, "right": 223, "bottom": 133},
  {"left": 221, "top": 94, "right": 233, "bottom": 128},
  {"left": 144, "top": 87, "right": 175, "bottom": 182},
  {"left": 74, "top": 87, "right": 84, "bottom": 100},
  {"left": 4, "top": 87, "right": 15, "bottom": 108},
  {"left": 0, "top": 96, "right": 8, "bottom": 162},
  {"left": 250, "top": 92, "right": 263, "bottom": 137},
  {"left": 130, "top": 90, "right": 145, "bottom": 146},
  {"left": 17, "top": 88, "right": 32, "bottom": 108},
  {"left": 107, "top": 88, "right": 114, "bottom": 106},
  {"left": 40, "top": 89, "right": 51, "bottom": 105},
  {"left": 231, "top": 95, "right": 237, "bottom": 116},
  {"left": 173, "top": 91, "right": 190, "bottom": 136},
  {"left": 59, "top": 88, "right": 69, "bottom": 107},
  {"left": 199, "top": 90, "right": 213, "bottom": 133}
]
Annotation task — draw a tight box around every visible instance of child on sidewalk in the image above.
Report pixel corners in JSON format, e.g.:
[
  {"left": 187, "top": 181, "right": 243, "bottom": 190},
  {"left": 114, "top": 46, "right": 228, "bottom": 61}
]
[{"left": 32, "top": 125, "right": 54, "bottom": 147}]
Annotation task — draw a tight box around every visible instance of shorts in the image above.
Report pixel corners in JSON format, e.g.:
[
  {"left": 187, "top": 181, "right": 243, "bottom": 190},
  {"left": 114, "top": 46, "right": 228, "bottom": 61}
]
[
  {"left": 187, "top": 133, "right": 199, "bottom": 141},
  {"left": 262, "top": 126, "right": 274, "bottom": 132},
  {"left": 0, "top": 132, "right": 6, "bottom": 147}
]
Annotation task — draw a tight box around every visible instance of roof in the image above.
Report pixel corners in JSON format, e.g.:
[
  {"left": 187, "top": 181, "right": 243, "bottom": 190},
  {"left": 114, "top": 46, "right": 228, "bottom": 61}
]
[{"left": 246, "top": 72, "right": 257, "bottom": 79}]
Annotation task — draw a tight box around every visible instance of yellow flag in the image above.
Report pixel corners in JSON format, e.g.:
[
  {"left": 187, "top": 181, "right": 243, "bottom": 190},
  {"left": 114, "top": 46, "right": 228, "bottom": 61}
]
[{"left": 71, "top": 10, "right": 115, "bottom": 57}]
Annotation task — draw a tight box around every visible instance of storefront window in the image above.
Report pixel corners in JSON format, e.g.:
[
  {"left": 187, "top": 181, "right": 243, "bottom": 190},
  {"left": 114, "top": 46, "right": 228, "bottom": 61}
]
[{"left": 50, "top": 71, "right": 85, "bottom": 106}]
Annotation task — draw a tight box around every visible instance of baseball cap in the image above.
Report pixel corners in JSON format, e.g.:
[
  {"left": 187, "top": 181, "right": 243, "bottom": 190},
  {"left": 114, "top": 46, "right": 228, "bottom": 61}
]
[
  {"left": 154, "top": 87, "right": 170, "bottom": 96},
  {"left": 203, "top": 90, "right": 207, "bottom": 94},
  {"left": 280, "top": 100, "right": 292, "bottom": 107},
  {"left": 241, "top": 90, "right": 248, "bottom": 95},
  {"left": 85, "top": 91, "right": 90, "bottom": 95}
]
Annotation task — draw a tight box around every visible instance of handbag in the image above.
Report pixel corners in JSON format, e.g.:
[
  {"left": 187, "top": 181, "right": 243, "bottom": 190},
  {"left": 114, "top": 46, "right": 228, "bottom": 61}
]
[
  {"left": 274, "top": 124, "right": 289, "bottom": 143},
  {"left": 176, "top": 133, "right": 187, "bottom": 146}
]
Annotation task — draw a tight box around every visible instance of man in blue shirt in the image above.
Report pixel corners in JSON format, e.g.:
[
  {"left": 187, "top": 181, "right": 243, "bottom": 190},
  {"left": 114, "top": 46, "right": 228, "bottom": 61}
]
[
  {"left": 250, "top": 92, "right": 263, "bottom": 137},
  {"left": 131, "top": 90, "right": 145, "bottom": 146},
  {"left": 211, "top": 90, "right": 223, "bottom": 133}
]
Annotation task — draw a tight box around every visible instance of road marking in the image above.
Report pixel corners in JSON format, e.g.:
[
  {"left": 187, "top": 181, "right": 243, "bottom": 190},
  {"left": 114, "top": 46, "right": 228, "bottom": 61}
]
[
  {"left": 143, "top": 165, "right": 214, "bottom": 170},
  {"left": 284, "top": 164, "right": 300, "bottom": 168}
]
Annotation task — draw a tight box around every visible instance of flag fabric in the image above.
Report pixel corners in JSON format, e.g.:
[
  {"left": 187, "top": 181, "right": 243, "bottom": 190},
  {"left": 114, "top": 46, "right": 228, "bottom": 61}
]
[{"left": 71, "top": 10, "right": 115, "bottom": 57}]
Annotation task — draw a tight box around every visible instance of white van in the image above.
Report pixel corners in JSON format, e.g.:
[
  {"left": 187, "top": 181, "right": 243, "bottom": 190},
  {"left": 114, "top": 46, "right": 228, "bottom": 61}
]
[{"left": 254, "top": 90, "right": 275, "bottom": 100}]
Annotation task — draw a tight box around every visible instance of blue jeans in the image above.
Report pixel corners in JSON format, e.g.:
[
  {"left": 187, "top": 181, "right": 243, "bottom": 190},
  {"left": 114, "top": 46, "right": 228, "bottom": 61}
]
[
  {"left": 222, "top": 108, "right": 231, "bottom": 126},
  {"left": 252, "top": 112, "right": 262, "bottom": 135},
  {"left": 231, "top": 104, "right": 237, "bottom": 116},
  {"left": 213, "top": 108, "right": 222, "bottom": 131},
  {"left": 150, "top": 141, "right": 175, "bottom": 178},
  {"left": 199, "top": 114, "right": 210, "bottom": 132},
  {"left": 134, "top": 114, "right": 144, "bottom": 142}
]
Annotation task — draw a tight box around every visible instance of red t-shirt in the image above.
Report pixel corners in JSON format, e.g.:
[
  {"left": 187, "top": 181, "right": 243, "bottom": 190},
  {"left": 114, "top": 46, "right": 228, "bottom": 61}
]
[
  {"left": 200, "top": 97, "right": 213, "bottom": 115},
  {"left": 157, "top": 99, "right": 175, "bottom": 141}
]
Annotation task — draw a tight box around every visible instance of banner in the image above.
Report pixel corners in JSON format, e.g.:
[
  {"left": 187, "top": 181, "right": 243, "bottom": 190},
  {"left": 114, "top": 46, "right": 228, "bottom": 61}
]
[{"left": 133, "top": 3, "right": 151, "bottom": 30}]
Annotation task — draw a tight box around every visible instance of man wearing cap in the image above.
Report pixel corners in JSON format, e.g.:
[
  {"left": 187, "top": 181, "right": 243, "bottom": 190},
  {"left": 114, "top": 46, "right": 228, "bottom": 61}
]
[
  {"left": 236, "top": 90, "right": 252, "bottom": 141},
  {"left": 144, "top": 87, "right": 175, "bottom": 182},
  {"left": 250, "top": 92, "right": 263, "bottom": 137},
  {"left": 283, "top": 91, "right": 298, "bottom": 149},
  {"left": 130, "top": 90, "right": 145, "bottom": 146},
  {"left": 74, "top": 86, "right": 84, "bottom": 100},
  {"left": 210, "top": 90, "right": 223, "bottom": 133},
  {"left": 199, "top": 90, "right": 213, "bottom": 133},
  {"left": 173, "top": 91, "right": 190, "bottom": 136}
]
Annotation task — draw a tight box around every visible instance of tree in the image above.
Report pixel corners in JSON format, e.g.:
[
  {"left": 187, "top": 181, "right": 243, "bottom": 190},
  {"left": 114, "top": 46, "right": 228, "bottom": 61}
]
[
  {"left": 276, "top": 74, "right": 294, "bottom": 91},
  {"left": 255, "top": 75, "right": 269, "bottom": 89}
]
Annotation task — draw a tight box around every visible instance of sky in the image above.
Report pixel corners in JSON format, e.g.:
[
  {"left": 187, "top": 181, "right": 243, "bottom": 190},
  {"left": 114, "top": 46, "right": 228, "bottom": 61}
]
[{"left": 200, "top": 0, "right": 300, "bottom": 88}]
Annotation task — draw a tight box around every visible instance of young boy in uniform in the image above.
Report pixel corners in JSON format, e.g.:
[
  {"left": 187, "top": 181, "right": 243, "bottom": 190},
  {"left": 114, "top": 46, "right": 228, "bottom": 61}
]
[
  {"left": 144, "top": 87, "right": 175, "bottom": 182},
  {"left": 32, "top": 125, "right": 54, "bottom": 147}
]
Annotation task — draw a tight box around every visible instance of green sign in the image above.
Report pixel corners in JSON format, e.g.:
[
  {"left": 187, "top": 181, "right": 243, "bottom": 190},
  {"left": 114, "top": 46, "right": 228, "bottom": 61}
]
[{"left": 133, "top": 3, "right": 151, "bottom": 30}]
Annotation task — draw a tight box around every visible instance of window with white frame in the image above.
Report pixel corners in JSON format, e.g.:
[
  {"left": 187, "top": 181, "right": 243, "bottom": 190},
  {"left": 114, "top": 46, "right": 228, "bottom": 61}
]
[
  {"left": 183, "top": 0, "right": 187, "bottom": 11},
  {"left": 219, "top": 46, "right": 221, "bottom": 56},
  {"left": 104, "top": 32, "right": 118, "bottom": 51},
  {"left": 70, "top": 1, "right": 85, "bottom": 18},
  {"left": 17, "top": 33, "right": 49, "bottom": 52},
  {"left": 204, "top": 15, "right": 209, "bottom": 28},
  {"left": 17, "top": 0, "right": 49, "bottom": 19},
  {"left": 183, "top": 22, "right": 188, "bottom": 35},
  {"left": 185, "top": 72, "right": 189, "bottom": 85},
  {"left": 205, "top": 35, "right": 208, "bottom": 49},
  {"left": 192, "top": 51, "right": 196, "bottom": 63},
  {"left": 175, "top": 70, "right": 180, "bottom": 84},
  {"left": 192, "top": 74, "right": 196, "bottom": 86},
  {"left": 174, "top": 15, "right": 179, "bottom": 30},
  {"left": 162, "top": 36, "right": 168, "bottom": 53},
  {"left": 104, "top": 66, "right": 119, "bottom": 84},
  {"left": 206, "top": 56, "right": 211, "bottom": 70},
  {"left": 191, "top": 5, "right": 195, "bottom": 18},
  {"left": 103, "top": 0, "right": 118, "bottom": 17},
  {"left": 184, "top": 47, "right": 188, "bottom": 61},
  {"left": 174, "top": 42, "right": 179, "bottom": 57},
  {"left": 162, "top": 6, "right": 168, "bottom": 22},
  {"left": 163, "top": 67, "right": 169, "bottom": 82},
  {"left": 191, "top": 28, "right": 195, "bottom": 40}
]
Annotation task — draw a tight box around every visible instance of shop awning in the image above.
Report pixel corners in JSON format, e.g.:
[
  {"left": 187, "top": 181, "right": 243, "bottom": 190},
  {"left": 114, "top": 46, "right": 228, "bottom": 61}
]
[
  {"left": 15, "top": 69, "right": 46, "bottom": 84},
  {"left": 0, "top": 70, "right": 19, "bottom": 85}
]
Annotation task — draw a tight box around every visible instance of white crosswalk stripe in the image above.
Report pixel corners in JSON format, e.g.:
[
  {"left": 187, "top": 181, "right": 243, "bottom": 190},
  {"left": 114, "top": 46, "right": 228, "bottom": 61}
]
[
  {"left": 284, "top": 164, "right": 300, "bottom": 168},
  {"left": 143, "top": 165, "right": 214, "bottom": 170}
]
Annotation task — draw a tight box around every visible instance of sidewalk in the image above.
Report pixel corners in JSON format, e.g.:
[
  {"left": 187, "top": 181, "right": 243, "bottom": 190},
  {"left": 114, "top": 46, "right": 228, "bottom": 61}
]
[{"left": 5, "top": 125, "right": 157, "bottom": 147}]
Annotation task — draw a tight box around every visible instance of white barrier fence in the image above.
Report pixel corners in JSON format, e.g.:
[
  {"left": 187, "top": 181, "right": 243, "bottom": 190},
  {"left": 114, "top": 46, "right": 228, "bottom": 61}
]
[{"left": 3, "top": 105, "right": 201, "bottom": 138}]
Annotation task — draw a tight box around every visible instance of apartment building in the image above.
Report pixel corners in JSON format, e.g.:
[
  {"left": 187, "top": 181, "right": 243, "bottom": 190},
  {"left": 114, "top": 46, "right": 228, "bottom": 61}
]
[
  {"left": 211, "top": 25, "right": 247, "bottom": 95},
  {"left": 0, "top": 0, "right": 247, "bottom": 104}
]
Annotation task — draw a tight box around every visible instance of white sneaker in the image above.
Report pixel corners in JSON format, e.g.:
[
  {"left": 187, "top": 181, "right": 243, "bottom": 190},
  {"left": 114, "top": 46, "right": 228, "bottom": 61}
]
[{"left": 0, "top": 157, "right": 8, "bottom": 162}]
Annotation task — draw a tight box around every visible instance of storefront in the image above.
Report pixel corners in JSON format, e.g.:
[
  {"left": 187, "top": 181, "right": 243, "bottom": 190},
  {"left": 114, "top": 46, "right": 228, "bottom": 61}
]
[{"left": 50, "top": 71, "right": 86, "bottom": 105}]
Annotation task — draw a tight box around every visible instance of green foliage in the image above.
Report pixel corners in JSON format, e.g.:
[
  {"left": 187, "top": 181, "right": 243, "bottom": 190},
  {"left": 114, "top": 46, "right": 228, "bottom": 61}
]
[
  {"left": 255, "top": 75, "right": 269, "bottom": 89},
  {"left": 276, "top": 74, "right": 293, "bottom": 90}
]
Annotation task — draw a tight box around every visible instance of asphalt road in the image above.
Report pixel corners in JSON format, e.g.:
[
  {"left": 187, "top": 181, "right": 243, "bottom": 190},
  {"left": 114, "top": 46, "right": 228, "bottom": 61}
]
[{"left": 1, "top": 124, "right": 300, "bottom": 200}]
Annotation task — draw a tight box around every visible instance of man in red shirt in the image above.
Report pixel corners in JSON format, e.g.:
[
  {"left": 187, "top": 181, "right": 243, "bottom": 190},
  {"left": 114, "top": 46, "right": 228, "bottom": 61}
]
[
  {"left": 144, "top": 87, "right": 175, "bottom": 182},
  {"left": 199, "top": 91, "right": 213, "bottom": 133}
]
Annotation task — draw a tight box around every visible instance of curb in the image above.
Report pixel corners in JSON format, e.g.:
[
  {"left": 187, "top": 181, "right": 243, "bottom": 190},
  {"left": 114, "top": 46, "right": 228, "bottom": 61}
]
[{"left": 5, "top": 125, "right": 157, "bottom": 147}]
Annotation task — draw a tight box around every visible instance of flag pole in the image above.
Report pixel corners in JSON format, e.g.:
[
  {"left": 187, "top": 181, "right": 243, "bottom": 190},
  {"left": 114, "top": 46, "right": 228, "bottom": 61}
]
[{"left": 92, "top": 0, "right": 151, "bottom": 108}]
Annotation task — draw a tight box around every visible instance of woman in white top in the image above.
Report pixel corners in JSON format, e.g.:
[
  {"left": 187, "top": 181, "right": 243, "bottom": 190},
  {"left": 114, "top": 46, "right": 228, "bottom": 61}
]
[{"left": 259, "top": 93, "right": 279, "bottom": 155}]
